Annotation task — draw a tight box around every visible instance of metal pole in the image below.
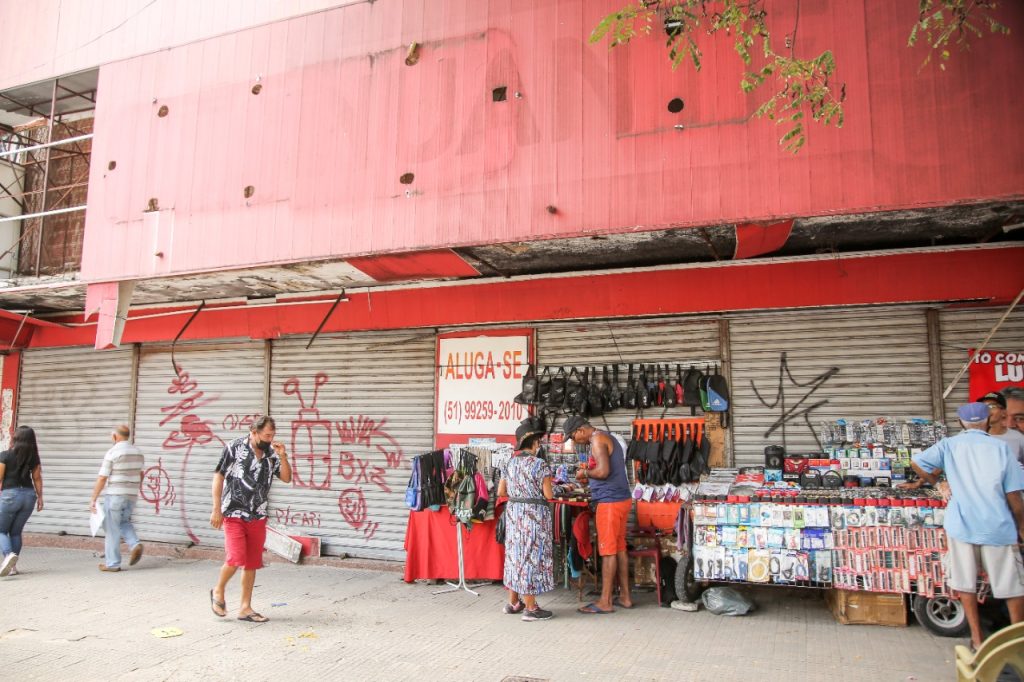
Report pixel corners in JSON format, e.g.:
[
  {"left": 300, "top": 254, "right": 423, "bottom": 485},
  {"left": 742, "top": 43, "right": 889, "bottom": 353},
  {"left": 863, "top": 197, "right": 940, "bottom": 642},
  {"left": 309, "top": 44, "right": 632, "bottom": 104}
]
[
  {"left": 33, "top": 79, "right": 59, "bottom": 277},
  {"left": 0, "top": 133, "right": 93, "bottom": 159},
  {"left": 0, "top": 205, "right": 86, "bottom": 224}
]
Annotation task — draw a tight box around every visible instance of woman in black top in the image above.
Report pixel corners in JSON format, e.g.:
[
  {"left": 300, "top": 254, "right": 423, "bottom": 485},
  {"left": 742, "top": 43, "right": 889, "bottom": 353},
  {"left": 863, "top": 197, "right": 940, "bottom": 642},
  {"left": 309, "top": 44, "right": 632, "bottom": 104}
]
[{"left": 0, "top": 426, "right": 44, "bottom": 577}]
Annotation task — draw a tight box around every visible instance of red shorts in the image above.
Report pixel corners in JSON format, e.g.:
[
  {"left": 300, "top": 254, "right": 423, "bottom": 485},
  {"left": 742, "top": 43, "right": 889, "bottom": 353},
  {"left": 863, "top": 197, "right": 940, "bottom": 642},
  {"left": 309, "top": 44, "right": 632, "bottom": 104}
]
[
  {"left": 222, "top": 517, "right": 267, "bottom": 570},
  {"left": 595, "top": 499, "right": 631, "bottom": 557}
]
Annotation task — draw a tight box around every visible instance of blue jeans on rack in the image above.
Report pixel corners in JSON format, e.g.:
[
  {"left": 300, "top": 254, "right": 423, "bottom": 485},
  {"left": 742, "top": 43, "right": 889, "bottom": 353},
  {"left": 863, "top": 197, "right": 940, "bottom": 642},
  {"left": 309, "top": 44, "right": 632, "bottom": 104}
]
[
  {"left": 104, "top": 495, "right": 141, "bottom": 569},
  {"left": 0, "top": 487, "right": 37, "bottom": 556}
]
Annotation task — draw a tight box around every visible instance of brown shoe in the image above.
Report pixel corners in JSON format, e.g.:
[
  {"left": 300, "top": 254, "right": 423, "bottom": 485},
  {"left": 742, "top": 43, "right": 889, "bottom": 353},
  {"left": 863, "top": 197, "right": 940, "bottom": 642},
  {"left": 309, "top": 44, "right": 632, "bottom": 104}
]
[
  {"left": 129, "top": 544, "right": 144, "bottom": 566},
  {"left": 98, "top": 564, "right": 121, "bottom": 572}
]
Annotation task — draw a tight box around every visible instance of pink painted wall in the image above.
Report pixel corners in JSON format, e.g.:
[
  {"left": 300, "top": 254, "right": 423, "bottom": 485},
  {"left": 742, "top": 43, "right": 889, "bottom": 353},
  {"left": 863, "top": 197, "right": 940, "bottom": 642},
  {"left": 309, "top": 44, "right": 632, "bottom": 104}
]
[
  {"left": 0, "top": 0, "right": 363, "bottom": 91},
  {"left": 80, "top": 0, "right": 1024, "bottom": 282}
]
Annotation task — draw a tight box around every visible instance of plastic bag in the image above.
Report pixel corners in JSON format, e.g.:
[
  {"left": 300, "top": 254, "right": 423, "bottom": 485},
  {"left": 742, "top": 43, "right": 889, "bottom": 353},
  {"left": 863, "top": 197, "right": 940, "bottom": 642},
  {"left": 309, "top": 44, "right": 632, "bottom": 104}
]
[{"left": 700, "top": 587, "right": 756, "bottom": 616}]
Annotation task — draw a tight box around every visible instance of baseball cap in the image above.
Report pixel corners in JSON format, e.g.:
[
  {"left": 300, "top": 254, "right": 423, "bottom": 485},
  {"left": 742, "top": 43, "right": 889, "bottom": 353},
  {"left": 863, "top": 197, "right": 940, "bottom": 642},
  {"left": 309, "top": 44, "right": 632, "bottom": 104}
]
[
  {"left": 976, "top": 392, "right": 1007, "bottom": 408},
  {"left": 562, "top": 415, "right": 588, "bottom": 438},
  {"left": 957, "top": 402, "right": 990, "bottom": 423}
]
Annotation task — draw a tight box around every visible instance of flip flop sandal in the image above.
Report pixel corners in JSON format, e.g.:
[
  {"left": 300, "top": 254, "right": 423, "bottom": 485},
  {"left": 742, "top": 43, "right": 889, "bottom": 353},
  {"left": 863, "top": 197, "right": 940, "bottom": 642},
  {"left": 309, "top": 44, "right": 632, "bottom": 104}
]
[
  {"left": 577, "top": 603, "right": 614, "bottom": 615},
  {"left": 237, "top": 613, "right": 269, "bottom": 623},
  {"left": 210, "top": 589, "right": 226, "bottom": 617}
]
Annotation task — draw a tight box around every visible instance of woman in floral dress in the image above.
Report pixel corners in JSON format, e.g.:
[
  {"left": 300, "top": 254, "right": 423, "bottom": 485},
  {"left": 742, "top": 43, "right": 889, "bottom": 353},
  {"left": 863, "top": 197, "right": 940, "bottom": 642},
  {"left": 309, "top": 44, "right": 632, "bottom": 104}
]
[{"left": 497, "top": 420, "right": 555, "bottom": 621}]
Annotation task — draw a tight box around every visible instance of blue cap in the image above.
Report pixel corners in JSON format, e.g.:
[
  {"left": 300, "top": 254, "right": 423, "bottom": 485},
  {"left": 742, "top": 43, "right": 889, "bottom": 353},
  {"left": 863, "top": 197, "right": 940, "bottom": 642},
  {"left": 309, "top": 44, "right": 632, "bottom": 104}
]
[{"left": 957, "top": 402, "right": 990, "bottom": 423}]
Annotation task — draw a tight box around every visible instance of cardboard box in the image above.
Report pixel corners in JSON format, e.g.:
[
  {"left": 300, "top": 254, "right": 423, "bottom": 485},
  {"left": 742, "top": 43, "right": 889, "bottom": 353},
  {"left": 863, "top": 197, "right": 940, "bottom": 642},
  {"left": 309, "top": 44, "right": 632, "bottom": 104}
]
[{"left": 825, "top": 589, "right": 907, "bottom": 627}]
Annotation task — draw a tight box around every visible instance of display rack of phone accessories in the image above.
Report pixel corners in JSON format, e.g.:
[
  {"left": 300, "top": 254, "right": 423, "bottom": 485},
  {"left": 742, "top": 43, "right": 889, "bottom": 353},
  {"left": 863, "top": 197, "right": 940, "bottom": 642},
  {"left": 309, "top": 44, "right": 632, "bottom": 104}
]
[
  {"left": 689, "top": 485, "right": 948, "bottom": 595},
  {"left": 817, "top": 418, "right": 947, "bottom": 486}
]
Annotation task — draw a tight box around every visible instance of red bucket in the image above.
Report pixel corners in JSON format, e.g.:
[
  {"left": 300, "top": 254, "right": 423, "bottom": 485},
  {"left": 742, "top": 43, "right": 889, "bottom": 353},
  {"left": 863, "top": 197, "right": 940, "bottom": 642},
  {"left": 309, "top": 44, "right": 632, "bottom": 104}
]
[{"left": 635, "top": 500, "right": 682, "bottom": 532}]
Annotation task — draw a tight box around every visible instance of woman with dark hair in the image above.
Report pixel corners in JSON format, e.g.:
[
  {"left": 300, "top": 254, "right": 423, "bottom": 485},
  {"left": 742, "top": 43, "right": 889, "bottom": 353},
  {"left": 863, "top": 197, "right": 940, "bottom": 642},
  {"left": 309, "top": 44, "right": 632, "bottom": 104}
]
[
  {"left": 497, "top": 419, "right": 555, "bottom": 621},
  {"left": 0, "top": 425, "right": 44, "bottom": 577}
]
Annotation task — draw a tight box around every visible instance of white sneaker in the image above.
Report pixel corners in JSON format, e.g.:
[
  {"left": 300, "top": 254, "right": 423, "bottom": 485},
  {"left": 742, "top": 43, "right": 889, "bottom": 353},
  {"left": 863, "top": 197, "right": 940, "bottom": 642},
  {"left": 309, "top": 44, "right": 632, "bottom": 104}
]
[
  {"left": 0, "top": 553, "right": 18, "bottom": 577},
  {"left": 670, "top": 600, "right": 699, "bottom": 612}
]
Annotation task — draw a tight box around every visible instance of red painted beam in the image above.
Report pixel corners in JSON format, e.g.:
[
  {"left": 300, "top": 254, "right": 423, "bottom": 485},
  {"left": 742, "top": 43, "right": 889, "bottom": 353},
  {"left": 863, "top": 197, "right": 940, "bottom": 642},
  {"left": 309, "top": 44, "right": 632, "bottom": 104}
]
[{"left": 25, "top": 247, "right": 1024, "bottom": 349}]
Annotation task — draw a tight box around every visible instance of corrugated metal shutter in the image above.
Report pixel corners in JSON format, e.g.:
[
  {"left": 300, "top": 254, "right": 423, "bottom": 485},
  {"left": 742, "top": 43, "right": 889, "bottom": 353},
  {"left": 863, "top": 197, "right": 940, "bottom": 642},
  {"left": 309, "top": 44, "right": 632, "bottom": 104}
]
[
  {"left": 132, "top": 342, "right": 266, "bottom": 546},
  {"left": 18, "top": 346, "right": 133, "bottom": 535},
  {"left": 269, "top": 331, "right": 435, "bottom": 560},
  {"left": 536, "top": 318, "right": 721, "bottom": 438},
  {"left": 729, "top": 308, "right": 933, "bottom": 467},
  {"left": 939, "top": 307, "right": 1024, "bottom": 426}
]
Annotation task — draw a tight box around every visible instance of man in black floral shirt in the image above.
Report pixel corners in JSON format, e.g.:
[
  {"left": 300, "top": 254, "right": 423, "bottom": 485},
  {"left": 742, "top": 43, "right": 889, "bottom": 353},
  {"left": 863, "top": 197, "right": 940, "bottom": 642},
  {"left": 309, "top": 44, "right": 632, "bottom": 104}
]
[{"left": 209, "top": 416, "right": 292, "bottom": 622}]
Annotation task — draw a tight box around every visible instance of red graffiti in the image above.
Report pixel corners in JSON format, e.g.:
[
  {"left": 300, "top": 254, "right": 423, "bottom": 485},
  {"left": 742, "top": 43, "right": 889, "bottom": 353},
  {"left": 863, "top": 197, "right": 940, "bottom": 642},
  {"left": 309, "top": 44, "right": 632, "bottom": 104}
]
[
  {"left": 336, "top": 416, "right": 404, "bottom": 467},
  {"left": 336, "top": 450, "right": 392, "bottom": 493},
  {"left": 160, "top": 369, "right": 221, "bottom": 545},
  {"left": 222, "top": 413, "right": 260, "bottom": 431},
  {"left": 285, "top": 374, "right": 332, "bottom": 490},
  {"left": 140, "top": 457, "right": 176, "bottom": 514},
  {"left": 274, "top": 506, "right": 322, "bottom": 529},
  {"left": 338, "top": 488, "right": 368, "bottom": 530}
]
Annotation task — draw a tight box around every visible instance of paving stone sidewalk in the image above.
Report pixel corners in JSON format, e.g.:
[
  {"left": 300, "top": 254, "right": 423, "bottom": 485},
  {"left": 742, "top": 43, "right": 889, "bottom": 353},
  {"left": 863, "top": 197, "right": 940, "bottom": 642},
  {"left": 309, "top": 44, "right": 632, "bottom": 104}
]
[{"left": 0, "top": 547, "right": 960, "bottom": 681}]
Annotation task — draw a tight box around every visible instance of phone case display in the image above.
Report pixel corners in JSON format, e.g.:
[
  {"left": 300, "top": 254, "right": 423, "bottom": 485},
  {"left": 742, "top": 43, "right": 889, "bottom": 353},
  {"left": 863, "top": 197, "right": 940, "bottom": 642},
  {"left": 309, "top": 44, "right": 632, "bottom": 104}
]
[
  {"left": 691, "top": 497, "right": 833, "bottom": 586},
  {"left": 818, "top": 418, "right": 946, "bottom": 486},
  {"left": 690, "top": 489, "right": 948, "bottom": 596}
]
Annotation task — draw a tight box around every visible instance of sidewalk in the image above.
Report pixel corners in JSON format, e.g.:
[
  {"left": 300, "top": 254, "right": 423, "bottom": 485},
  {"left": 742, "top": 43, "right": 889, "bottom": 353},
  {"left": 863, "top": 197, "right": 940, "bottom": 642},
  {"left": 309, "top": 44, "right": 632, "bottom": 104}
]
[{"left": 1, "top": 545, "right": 958, "bottom": 681}]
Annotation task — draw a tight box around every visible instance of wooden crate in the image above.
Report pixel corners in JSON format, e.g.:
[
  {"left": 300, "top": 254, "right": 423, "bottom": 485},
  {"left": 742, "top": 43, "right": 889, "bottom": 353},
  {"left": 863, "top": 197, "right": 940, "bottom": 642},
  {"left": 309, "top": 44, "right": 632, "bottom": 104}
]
[{"left": 825, "top": 589, "right": 907, "bottom": 627}]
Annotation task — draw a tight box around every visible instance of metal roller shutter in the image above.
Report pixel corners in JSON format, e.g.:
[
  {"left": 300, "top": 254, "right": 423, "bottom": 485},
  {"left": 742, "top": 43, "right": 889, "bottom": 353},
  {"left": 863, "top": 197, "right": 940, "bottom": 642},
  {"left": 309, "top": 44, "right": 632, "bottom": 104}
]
[
  {"left": 939, "top": 307, "right": 1024, "bottom": 426},
  {"left": 132, "top": 342, "right": 266, "bottom": 546},
  {"left": 269, "top": 331, "right": 435, "bottom": 560},
  {"left": 729, "top": 308, "right": 933, "bottom": 467},
  {"left": 535, "top": 318, "right": 721, "bottom": 438},
  {"left": 18, "top": 346, "right": 133, "bottom": 535}
]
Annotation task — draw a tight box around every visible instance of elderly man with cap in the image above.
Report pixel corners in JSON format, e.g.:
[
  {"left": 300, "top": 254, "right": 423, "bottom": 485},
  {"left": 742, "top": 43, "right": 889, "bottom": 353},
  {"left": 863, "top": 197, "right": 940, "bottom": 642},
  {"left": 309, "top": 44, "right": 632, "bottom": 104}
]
[
  {"left": 566, "top": 415, "right": 633, "bottom": 614},
  {"left": 978, "top": 391, "right": 1024, "bottom": 468},
  {"left": 911, "top": 402, "right": 1024, "bottom": 651}
]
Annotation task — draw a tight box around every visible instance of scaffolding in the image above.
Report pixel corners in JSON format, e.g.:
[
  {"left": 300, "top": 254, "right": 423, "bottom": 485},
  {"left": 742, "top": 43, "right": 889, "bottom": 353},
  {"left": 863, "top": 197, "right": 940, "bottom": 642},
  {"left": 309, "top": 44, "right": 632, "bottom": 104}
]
[{"left": 0, "top": 73, "right": 95, "bottom": 278}]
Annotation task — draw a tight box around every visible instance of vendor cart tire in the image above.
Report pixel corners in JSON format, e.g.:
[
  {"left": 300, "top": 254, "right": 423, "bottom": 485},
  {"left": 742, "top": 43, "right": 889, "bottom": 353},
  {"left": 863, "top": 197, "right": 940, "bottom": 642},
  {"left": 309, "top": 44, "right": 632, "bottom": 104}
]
[
  {"left": 674, "top": 554, "right": 704, "bottom": 603},
  {"left": 912, "top": 594, "right": 969, "bottom": 638}
]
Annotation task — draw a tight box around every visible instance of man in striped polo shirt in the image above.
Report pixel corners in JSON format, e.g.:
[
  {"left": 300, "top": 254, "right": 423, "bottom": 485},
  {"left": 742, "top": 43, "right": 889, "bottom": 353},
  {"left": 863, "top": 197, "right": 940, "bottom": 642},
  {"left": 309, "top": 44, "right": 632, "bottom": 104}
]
[{"left": 89, "top": 425, "right": 146, "bottom": 572}]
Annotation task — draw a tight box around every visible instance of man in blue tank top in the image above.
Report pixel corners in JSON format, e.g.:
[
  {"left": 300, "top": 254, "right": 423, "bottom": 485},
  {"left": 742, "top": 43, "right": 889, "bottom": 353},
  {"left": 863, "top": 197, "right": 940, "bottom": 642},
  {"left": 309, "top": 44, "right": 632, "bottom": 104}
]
[{"left": 565, "top": 416, "right": 633, "bottom": 614}]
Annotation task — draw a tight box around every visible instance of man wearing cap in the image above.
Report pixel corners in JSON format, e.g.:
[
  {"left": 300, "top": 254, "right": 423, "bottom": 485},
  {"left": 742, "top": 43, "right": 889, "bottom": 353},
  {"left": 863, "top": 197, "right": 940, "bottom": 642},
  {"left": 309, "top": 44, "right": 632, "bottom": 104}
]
[
  {"left": 978, "top": 391, "right": 1024, "bottom": 467},
  {"left": 565, "top": 415, "right": 633, "bottom": 614},
  {"left": 911, "top": 402, "right": 1024, "bottom": 650}
]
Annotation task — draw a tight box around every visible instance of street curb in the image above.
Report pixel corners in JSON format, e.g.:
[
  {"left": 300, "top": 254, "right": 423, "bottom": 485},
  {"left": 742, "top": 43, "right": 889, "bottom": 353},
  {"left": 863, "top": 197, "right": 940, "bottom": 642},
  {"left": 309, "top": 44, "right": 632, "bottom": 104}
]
[{"left": 23, "top": 533, "right": 405, "bottom": 574}]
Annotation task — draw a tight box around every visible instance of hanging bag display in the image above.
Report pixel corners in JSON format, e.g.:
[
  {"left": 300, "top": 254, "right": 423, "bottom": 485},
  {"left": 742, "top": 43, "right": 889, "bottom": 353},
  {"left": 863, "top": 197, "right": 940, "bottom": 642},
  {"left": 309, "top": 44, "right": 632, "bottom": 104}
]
[
  {"left": 600, "top": 366, "right": 614, "bottom": 411},
  {"left": 514, "top": 363, "right": 539, "bottom": 405},
  {"left": 537, "top": 366, "right": 553, "bottom": 406},
  {"left": 547, "top": 367, "right": 568, "bottom": 408},
  {"left": 646, "top": 364, "right": 659, "bottom": 408},
  {"left": 405, "top": 455, "right": 424, "bottom": 511},
  {"left": 587, "top": 366, "right": 605, "bottom": 417},
  {"left": 698, "top": 365, "right": 712, "bottom": 412},
  {"left": 607, "top": 365, "right": 623, "bottom": 410},
  {"left": 682, "top": 365, "right": 704, "bottom": 415},
  {"left": 664, "top": 364, "right": 678, "bottom": 408},
  {"left": 624, "top": 365, "right": 638, "bottom": 410},
  {"left": 565, "top": 367, "right": 586, "bottom": 414},
  {"left": 674, "top": 365, "right": 685, "bottom": 405},
  {"left": 707, "top": 364, "right": 731, "bottom": 427},
  {"left": 638, "top": 365, "right": 652, "bottom": 410}
]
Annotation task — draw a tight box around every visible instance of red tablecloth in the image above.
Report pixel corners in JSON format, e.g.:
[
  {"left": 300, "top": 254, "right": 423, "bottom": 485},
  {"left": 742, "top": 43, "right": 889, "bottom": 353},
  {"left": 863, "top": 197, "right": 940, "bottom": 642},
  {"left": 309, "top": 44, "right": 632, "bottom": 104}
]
[{"left": 403, "top": 507, "right": 505, "bottom": 582}]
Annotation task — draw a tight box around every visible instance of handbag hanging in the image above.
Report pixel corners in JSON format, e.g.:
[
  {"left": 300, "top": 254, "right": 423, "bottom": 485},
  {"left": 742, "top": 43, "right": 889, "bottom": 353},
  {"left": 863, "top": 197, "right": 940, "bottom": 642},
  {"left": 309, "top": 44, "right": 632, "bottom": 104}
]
[
  {"left": 624, "top": 364, "right": 638, "bottom": 410},
  {"left": 565, "top": 367, "right": 586, "bottom": 413},
  {"left": 547, "top": 367, "right": 567, "bottom": 408},
  {"left": 606, "top": 365, "right": 622, "bottom": 410},
  {"left": 514, "top": 363, "right": 539, "bottom": 405}
]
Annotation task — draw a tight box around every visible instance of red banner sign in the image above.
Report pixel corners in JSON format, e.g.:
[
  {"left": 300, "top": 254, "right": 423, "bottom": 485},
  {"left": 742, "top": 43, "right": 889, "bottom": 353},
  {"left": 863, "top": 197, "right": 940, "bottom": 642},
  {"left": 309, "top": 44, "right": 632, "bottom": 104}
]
[{"left": 969, "top": 349, "right": 1024, "bottom": 400}]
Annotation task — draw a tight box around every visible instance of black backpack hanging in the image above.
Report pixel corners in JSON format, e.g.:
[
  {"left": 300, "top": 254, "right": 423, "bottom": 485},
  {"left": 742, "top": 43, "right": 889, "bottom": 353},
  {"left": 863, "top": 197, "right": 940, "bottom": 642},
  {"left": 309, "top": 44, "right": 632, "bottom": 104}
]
[
  {"left": 664, "top": 364, "right": 678, "bottom": 408},
  {"left": 607, "top": 365, "right": 623, "bottom": 410},
  {"left": 661, "top": 433, "right": 680, "bottom": 486},
  {"left": 537, "top": 366, "right": 553, "bottom": 406},
  {"left": 624, "top": 365, "right": 638, "bottom": 410},
  {"left": 646, "top": 364, "right": 659, "bottom": 408},
  {"left": 587, "top": 366, "right": 605, "bottom": 417},
  {"left": 693, "top": 428, "right": 712, "bottom": 477},
  {"left": 638, "top": 365, "right": 651, "bottom": 410},
  {"left": 682, "top": 365, "right": 704, "bottom": 415},
  {"left": 547, "top": 367, "right": 568, "bottom": 408},
  {"left": 514, "top": 363, "right": 539, "bottom": 405},
  {"left": 678, "top": 428, "right": 696, "bottom": 483},
  {"left": 565, "top": 367, "right": 586, "bottom": 414},
  {"left": 601, "top": 366, "right": 615, "bottom": 411}
]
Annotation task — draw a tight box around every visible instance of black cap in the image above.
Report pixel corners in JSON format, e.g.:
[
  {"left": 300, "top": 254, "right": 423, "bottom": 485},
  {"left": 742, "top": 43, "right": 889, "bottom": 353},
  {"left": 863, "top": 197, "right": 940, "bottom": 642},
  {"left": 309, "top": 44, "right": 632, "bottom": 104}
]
[
  {"left": 514, "top": 419, "right": 542, "bottom": 450},
  {"left": 562, "top": 415, "right": 588, "bottom": 439},
  {"left": 977, "top": 392, "right": 1007, "bottom": 409}
]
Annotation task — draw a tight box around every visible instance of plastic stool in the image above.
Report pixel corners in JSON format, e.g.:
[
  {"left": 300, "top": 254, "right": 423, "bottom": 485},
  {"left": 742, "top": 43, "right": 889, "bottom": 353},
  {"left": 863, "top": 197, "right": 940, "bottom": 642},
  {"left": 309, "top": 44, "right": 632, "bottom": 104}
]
[{"left": 955, "top": 622, "right": 1024, "bottom": 682}]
